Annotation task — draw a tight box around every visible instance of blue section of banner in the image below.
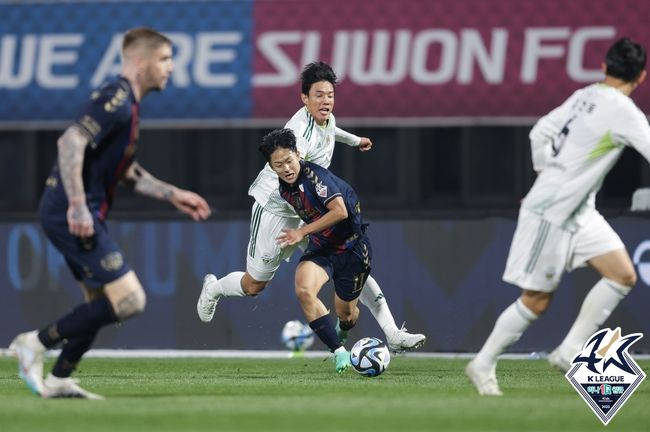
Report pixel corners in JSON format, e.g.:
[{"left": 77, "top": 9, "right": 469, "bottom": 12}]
[
  {"left": 2, "top": 217, "right": 650, "bottom": 352},
  {"left": 0, "top": 1, "right": 253, "bottom": 121}
]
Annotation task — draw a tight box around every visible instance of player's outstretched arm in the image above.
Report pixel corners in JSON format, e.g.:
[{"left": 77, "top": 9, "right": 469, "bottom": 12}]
[
  {"left": 335, "top": 127, "right": 372, "bottom": 151},
  {"left": 123, "top": 161, "right": 212, "bottom": 221},
  {"left": 58, "top": 126, "right": 94, "bottom": 237}
]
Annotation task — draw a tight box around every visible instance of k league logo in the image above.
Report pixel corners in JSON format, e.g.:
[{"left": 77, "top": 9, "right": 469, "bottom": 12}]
[{"left": 565, "top": 328, "right": 646, "bottom": 425}]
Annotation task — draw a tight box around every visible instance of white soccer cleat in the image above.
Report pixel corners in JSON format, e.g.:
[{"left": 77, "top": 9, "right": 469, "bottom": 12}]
[
  {"left": 42, "top": 373, "right": 105, "bottom": 400},
  {"left": 197, "top": 274, "right": 221, "bottom": 322},
  {"left": 386, "top": 326, "right": 426, "bottom": 353},
  {"left": 548, "top": 348, "right": 571, "bottom": 372},
  {"left": 9, "top": 330, "right": 46, "bottom": 396},
  {"left": 465, "top": 359, "right": 503, "bottom": 396}
]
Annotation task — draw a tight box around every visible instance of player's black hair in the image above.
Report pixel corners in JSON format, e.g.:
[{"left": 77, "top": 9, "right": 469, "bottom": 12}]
[
  {"left": 259, "top": 128, "right": 298, "bottom": 162},
  {"left": 604, "top": 37, "right": 646, "bottom": 82},
  {"left": 301, "top": 61, "right": 337, "bottom": 95}
]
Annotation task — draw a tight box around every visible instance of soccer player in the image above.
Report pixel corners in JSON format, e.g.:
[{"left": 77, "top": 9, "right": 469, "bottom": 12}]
[
  {"left": 9, "top": 28, "right": 211, "bottom": 399},
  {"left": 261, "top": 128, "right": 371, "bottom": 373},
  {"left": 466, "top": 37, "right": 649, "bottom": 396},
  {"left": 197, "top": 62, "right": 425, "bottom": 352}
]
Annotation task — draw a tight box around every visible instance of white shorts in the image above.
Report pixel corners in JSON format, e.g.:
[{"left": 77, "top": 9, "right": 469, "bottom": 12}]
[
  {"left": 503, "top": 208, "right": 625, "bottom": 292},
  {"left": 246, "top": 202, "right": 307, "bottom": 282}
]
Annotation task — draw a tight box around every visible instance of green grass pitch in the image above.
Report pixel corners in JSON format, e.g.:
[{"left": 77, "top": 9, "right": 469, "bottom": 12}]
[{"left": 1, "top": 356, "right": 648, "bottom": 432}]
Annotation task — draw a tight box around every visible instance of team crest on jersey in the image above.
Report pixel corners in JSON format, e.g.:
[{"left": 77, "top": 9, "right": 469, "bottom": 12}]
[
  {"left": 565, "top": 327, "right": 645, "bottom": 425},
  {"left": 315, "top": 182, "right": 328, "bottom": 198}
]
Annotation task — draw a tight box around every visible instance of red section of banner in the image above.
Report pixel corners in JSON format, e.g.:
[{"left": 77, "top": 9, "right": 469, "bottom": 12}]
[{"left": 252, "top": 0, "right": 649, "bottom": 119}]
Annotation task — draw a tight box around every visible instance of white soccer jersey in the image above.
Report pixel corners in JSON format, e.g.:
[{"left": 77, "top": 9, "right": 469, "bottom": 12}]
[
  {"left": 248, "top": 107, "right": 360, "bottom": 216},
  {"left": 523, "top": 83, "right": 650, "bottom": 231}
]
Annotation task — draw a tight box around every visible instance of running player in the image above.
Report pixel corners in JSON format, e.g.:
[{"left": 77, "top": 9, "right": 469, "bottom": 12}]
[
  {"left": 197, "top": 62, "right": 425, "bottom": 352},
  {"left": 466, "top": 37, "right": 649, "bottom": 396},
  {"left": 10, "top": 28, "right": 211, "bottom": 399},
  {"left": 262, "top": 128, "right": 370, "bottom": 373}
]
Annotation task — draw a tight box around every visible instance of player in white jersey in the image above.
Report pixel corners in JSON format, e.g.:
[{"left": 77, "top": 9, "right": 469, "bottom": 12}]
[
  {"left": 467, "top": 38, "right": 649, "bottom": 395},
  {"left": 197, "top": 62, "right": 425, "bottom": 352}
]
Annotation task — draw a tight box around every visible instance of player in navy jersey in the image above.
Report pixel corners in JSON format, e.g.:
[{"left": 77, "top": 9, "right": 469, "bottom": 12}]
[
  {"left": 259, "top": 128, "right": 371, "bottom": 373},
  {"left": 9, "top": 28, "right": 211, "bottom": 399}
]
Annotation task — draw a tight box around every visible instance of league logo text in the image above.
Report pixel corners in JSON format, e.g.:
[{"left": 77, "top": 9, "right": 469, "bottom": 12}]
[{"left": 565, "top": 327, "right": 645, "bottom": 425}]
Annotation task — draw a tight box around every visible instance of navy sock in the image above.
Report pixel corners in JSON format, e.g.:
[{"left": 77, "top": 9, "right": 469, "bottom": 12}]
[
  {"left": 51, "top": 329, "right": 98, "bottom": 378},
  {"left": 309, "top": 315, "right": 342, "bottom": 353},
  {"left": 38, "top": 297, "right": 117, "bottom": 348}
]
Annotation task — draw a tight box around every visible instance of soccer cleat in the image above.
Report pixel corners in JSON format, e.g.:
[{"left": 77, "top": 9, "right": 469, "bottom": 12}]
[
  {"left": 333, "top": 347, "right": 351, "bottom": 374},
  {"left": 9, "top": 330, "right": 46, "bottom": 396},
  {"left": 197, "top": 274, "right": 221, "bottom": 322},
  {"left": 42, "top": 373, "right": 105, "bottom": 400},
  {"left": 386, "top": 325, "right": 426, "bottom": 353},
  {"left": 465, "top": 359, "right": 503, "bottom": 396},
  {"left": 548, "top": 349, "right": 571, "bottom": 373},
  {"left": 335, "top": 318, "right": 348, "bottom": 345}
]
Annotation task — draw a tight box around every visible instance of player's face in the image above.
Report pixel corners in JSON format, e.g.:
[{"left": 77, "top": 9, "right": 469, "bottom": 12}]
[
  {"left": 301, "top": 81, "right": 335, "bottom": 126},
  {"left": 269, "top": 148, "right": 301, "bottom": 184},
  {"left": 142, "top": 43, "right": 173, "bottom": 93}
]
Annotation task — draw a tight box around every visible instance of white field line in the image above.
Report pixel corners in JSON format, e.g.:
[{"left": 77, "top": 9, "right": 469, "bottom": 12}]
[{"left": 1, "top": 348, "right": 649, "bottom": 360}]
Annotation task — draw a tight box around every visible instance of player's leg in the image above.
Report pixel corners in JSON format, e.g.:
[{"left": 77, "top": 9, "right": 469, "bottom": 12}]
[
  {"left": 12, "top": 219, "right": 128, "bottom": 398},
  {"left": 42, "top": 271, "right": 144, "bottom": 399},
  {"left": 295, "top": 258, "right": 347, "bottom": 372},
  {"left": 358, "top": 276, "right": 426, "bottom": 352},
  {"left": 467, "top": 211, "right": 567, "bottom": 395},
  {"left": 549, "top": 214, "right": 634, "bottom": 370},
  {"left": 197, "top": 203, "right": 300, "bottom": 321}
]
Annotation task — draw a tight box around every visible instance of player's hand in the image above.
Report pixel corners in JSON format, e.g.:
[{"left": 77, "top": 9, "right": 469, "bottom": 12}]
[
  {"left": 67, "top": 202, "right": 94, "bottom": 237},
  {"left": 277, "top": 228, "right": 304, "bottom": 247},
  {"left": 170, "top": 189, "right": 212, "bottom": 221},
  {"left": 358, "top": 137, "right": 372, "bottom": 152}
]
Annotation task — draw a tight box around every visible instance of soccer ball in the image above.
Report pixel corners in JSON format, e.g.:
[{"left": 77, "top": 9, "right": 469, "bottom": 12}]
[
  {"left": 350, "top": 337, "right": 391, "bottom": 377},
  {"left": 281, "top": 320, "right": 315, "bottom": 351}
]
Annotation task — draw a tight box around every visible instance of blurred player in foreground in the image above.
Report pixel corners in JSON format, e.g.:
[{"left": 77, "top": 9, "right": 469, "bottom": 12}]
[
  {"left": 467, "top": 37, "right": 649, "bottom": 396},
  {"left": 10, "top": 28, "right": 211, "bottom": 399},
  {"left": 197, "top": 61, "right": 425, "bottom": 352},
  {"left": 260, "top": 128, "right": 371, "bottom": 373}
]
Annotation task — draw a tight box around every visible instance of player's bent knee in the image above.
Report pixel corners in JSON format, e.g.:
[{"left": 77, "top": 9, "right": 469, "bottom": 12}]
[
  {"left": 105, "top": 272, "right": 147, "bottom": 320},
  {"left": 521, "top": 290, "right": 553, "bottom": 316},
  {"left": 113, "top": 286, "right": 146, "bottom": 320},
  {"left": 619, "top": 272, "right": 637, "bottom": 288},
  {"left": 241, "top": 273, "right": 267, "bottom": 296}
]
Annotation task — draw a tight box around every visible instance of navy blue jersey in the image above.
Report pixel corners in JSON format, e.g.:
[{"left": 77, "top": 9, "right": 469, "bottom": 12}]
[
  {"left": 41, "top": 76, "right": 139, "bottom": 221},
  {"left": 279, "top": 160, "right": 365, "bottom": 254}
]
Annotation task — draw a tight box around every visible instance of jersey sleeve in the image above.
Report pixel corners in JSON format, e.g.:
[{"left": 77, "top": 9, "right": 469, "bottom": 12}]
[
  {"left": 529, "top": 89, "right": 581, "bottom": 172},
  {"left": 615, "top": 106, "right": 650, "bottom": 163},
  {"left": 308, "top": 166, "right": 343, "bottom": 206},
  {"left": 74, "top": 83, "right": 131, "bottom": 149},
  {"left": 335, "top": 126, "right": 360, "bottom": 146}
]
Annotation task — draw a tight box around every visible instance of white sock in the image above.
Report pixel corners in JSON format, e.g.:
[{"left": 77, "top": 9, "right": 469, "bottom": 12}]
[
  {"left": 474, "top": 298, "right": 538, "bottom": 370},
  {"left": 209, "top": 271, "right": 246, "bottom": 297},
  {"left": 554, "top": 277, "right": 631, "bottom": 360},
  {"left": 359, "top": 275, "right": 399, "bottom": 335}
]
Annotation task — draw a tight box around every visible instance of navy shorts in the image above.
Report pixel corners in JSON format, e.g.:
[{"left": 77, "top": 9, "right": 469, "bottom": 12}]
[
  {"left": 299, "top": 236, "right": 372, "bottom": 302},
  {"left": 40, "top": 210, "right": 131, "bottom": 290}
]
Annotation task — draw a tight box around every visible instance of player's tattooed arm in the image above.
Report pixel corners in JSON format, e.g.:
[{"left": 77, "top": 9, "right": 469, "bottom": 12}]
[
  {"left": 58, "top": 126, "right": 94, "bottom": 237},
  {"left": 124, "top": 161, "right": 212, "bottom": 221},
  {"left": 123, "top": 161, "right": 176, "bottom": 201}
]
